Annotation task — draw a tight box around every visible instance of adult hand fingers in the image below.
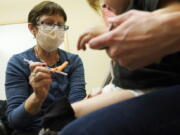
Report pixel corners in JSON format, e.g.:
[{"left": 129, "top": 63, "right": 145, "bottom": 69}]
[
  {"left": 88, "top": 31, "right": 115, "bottom": 49},
  {"left": 77, "top": 32, "right": 88, "bottom": 50},
  {"left": 29, "top": 66, "right": 52, "bottom": 89},
  {"left": 32, "top": 79, "right": 52, "bottom": 89},
  {"left": 88, "top": 25, "right": 125, "bottom": 50},
  {"left": 33, "top": 66, "right": 51, "bottom": 74},
  {"left": 30, "top": 62, "right": 47, "bottom": 71},
  {"left": 77, "top": 33, "right": 92, "bottom": 50},
  {"left": 30, "top": 71, "right": 52, "bottom": 83},
  {"left": 77, "top": 26, "right": 108, "bottom": 50},
  {"left": 108, "top": 10, "right": 139, "bottom": 25},
  {"left": 29, "top": 72, "right": 52, "bottom": 94},
  {"left": 31, "top": 79, "right": 52, "bottom": 99}
]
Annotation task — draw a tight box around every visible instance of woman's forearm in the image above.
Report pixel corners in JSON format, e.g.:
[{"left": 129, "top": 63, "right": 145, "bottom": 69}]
[
  {"left": 71, "top": 90, "right": 135, "bottom": 118},
  {"left": 24, "top": 92, "right": 44, "bottom": 115}
]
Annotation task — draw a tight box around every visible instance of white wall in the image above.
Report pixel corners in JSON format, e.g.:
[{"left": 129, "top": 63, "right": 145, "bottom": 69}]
[{"left": 0, "top": 24, "right": 36, "bottom": 99}]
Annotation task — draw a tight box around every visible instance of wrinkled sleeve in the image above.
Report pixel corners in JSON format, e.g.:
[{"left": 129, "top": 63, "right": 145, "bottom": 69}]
[
  {"left": 68, "top": 55, "right": 86, "bottom": 103},
  {"left": 145, "top": 0, "right": 159, "bottom": 11},
  {"left": 132, "top": 0, "right": 159, "bottom": 11},
  {"left": 5, "top": 55, "right": 37, "bottom": 130}
]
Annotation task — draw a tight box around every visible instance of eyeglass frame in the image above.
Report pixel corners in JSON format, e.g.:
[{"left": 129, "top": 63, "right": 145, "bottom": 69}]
[{"left": 36, "top": 21, "right": 69, "bottom": 31}]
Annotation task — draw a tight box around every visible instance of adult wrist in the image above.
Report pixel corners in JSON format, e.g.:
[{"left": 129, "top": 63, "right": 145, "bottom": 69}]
[
  {"left": 163, "top": 13, "right": 180, "bottom": 53},
  {"left": 24, "top": 93, "right": 44, "bottom": 115}
]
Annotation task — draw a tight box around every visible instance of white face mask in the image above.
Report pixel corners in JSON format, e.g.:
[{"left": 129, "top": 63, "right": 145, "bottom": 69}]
[{"left": 36, "top": 26, "right": 64, "bottom": 52}]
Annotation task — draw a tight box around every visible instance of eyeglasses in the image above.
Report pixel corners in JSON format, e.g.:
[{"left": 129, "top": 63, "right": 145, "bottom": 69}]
[{"left": 36, "top": 21, "right": 69, "bottom": 32}]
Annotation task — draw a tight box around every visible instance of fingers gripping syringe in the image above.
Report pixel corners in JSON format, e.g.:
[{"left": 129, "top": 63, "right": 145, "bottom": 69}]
[{"left": 23, "top": 58, "right": 68, "bottom": 76}]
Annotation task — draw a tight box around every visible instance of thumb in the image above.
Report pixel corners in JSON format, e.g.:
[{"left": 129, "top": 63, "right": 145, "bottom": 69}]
[{"left": 88, "top": 31, "right": 114, "bottom": 50}]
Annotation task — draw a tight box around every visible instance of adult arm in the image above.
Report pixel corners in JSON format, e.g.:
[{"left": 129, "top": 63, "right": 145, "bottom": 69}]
[
  {"left": 67, "top": 55, "right": 86, "bottom": 103},
  {"left": 5, "top": 55, "right": 51, "bottom": 130},
  {"left": 77, "top": 25, "right": 108, "bottom": 51},
  {"left": 71, "top": 90, "right": 135, "bottom": 118},
  {"left": 25, "top": 62, "right": 52, "bottom": 115},
  {"left": 5, "top": 56, "right": 37, "bottom": 130},
  {"left": 88, "top": 2, "right": 180, "bottom": 70}
]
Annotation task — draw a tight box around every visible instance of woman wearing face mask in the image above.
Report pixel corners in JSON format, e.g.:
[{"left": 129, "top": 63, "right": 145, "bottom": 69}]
[{"left": 5, "top": 1, "right": 86, "bottom": 135}]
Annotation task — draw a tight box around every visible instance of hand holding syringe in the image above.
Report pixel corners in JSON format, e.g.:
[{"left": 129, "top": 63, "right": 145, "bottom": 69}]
[{"left": 24, "top": 58, "right": 68, "bottom": 76}]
